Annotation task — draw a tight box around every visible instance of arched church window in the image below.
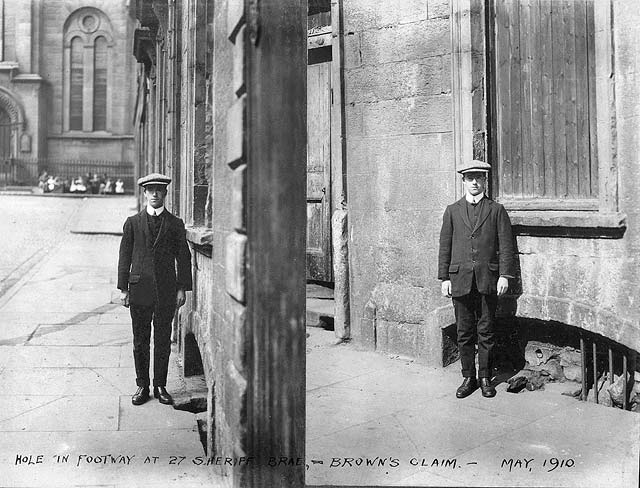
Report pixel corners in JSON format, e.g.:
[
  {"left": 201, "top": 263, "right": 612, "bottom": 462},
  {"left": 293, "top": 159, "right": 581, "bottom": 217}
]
[
  {"left": 93, "top": 36, "right": 108, "bottom": 131},
  {"left": 63, "top": 9, "right": 113, "bottom": 132},
  {"left": 70, "top": 37, "right": 84, "bottom": 131}
]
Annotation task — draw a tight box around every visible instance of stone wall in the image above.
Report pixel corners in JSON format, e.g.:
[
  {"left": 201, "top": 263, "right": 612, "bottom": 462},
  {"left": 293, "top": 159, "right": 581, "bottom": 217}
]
[
  {"left": 344, "top": 0, "right": 640, "bottom": 365},
  {"left": 343, "top": 0, "right": 456, "bottom": 360},
  {"left": 494, "top": 0, "right": 640, "bottom": 353}
]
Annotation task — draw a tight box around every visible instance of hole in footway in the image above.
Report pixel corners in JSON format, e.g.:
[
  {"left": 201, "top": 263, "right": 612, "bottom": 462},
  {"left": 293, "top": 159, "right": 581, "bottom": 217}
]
[{"left": 495, "top": 318, "right": 640, "bottom": 412}]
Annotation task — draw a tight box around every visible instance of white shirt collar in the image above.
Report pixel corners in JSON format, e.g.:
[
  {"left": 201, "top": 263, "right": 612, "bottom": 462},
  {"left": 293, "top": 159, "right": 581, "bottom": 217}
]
[
  {"left": 465, "top": 193, "right": 485, "bottom": 204},
  {"left": 146, "top": 205, "right": 165, "bottom": 216}
]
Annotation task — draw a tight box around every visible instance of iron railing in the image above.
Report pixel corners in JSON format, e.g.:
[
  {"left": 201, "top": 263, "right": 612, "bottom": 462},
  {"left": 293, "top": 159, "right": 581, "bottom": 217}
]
[
  {"left": 580, "top": 335, "right": 638, "bottom": 410},
  {"left": 0, "top": 158, "right": 134, "bottom": 190}
]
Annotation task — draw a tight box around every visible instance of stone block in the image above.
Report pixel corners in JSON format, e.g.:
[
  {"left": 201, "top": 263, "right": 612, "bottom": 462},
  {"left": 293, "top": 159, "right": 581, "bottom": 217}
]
[
  {"left": 343, "top": 32, "right": 362, "bottom": 69},
  {"left": 332, "top": 208, "right": 350, "bottom": 339},
  {"left": 223, "top": 360, "right": 247, "bottom": 439},
  {"left": 343, "top": 0, "right": 429, "bottom": 31},
  {"left": 358, "top": 19, "right": 450, "bottom": 65},
  {"left": 414, "top": 307, "right": 454, "bottom": 367},
  {"left": 357, "top": 300, "right": 377, "bottom": 350},
  {"left": 359, "top": 95, "right": 453, "bottom": 136},
  {"left": 226, "top": 94, "right": 246, "bottom": 167},
  {"left": 380, "top": 320, "right": 419, "bottom": 356},
  {"left": 227, "top": 0, "right": 245, "bottom": 42},
  {"left": 345, "top": 59, "right": 444, "bottom": 103},
  {"left": 231, "top": 164, "right": 247, "bottom": 232},
  {"left": 233, "top": 25, "right": 246, "bottom": 96},
  {"left": 230, "top": 300, "right": 247, "bottom": 373},
  {"left": 428, "top": 0, "right": 450, "bottom": 19},
  {"left": 225, "top": 231, "right": 247, "bottom": 303},
  {"left": 371, "top": 283, "right": 426, "bottom": 324}
]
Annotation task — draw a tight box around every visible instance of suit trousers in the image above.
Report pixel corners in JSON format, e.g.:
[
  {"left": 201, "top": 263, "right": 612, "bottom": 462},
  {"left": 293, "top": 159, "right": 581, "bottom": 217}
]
[
  {"left": 130, "top": 302, "right": 174, "bottom": 387},
  {"left": 452, "top": 276, "right": 498, "bottom": 378}
]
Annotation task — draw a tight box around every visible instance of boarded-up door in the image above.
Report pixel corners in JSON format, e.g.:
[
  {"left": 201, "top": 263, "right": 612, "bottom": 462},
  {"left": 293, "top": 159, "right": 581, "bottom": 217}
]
[{"left": 306, "top": 61, "right": 332, "bottom": 281}]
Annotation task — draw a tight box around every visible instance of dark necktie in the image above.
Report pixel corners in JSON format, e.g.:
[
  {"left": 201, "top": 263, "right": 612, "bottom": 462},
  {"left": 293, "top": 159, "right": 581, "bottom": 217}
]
[{"left": 150, "top": 213, "right": 161, "bottom": 241}]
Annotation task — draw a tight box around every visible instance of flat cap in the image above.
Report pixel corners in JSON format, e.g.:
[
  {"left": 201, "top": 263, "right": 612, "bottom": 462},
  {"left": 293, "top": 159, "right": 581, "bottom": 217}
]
[
  {"left": 457, "top": 160, "right": 492, "bottom": 174},
  {"left": 137, "top": 173, "right": 171, "bottom": 187}
]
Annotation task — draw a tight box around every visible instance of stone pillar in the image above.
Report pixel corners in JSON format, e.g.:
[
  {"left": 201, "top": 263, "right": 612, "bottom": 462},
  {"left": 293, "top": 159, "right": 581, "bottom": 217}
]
[
  {"left": 332, "top": 206, "right": 350, "bottom": 339},
  {"left": 15, "top": 0, "right": 31, "bottom": 72}
]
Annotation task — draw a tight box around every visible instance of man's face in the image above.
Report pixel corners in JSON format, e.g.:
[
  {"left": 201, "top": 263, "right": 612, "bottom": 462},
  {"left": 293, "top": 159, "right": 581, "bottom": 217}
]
[
  {"left": 462, "top": 172, "right": 487, "bottom": 196},
  {"left": 144, "top": 185, "right": 167, "bottom": 208}
]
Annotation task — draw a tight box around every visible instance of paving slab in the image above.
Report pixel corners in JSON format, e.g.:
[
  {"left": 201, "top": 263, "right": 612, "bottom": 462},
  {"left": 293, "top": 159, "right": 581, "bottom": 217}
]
[
  {"left": 0, "top": 395, "right": 119, "bottom": 432},
  {"left": 0, "top": 345, "right": 122, "bottom": 369},
  {"left": 306, "top": 327, "right": 640, "bottom": 487},
  {"left": 0, "top": 430, "right": 218, "bottom": 487},
  {"left": 306, "top": 414, "right": 420, "bottom": 486},
  {"left": 393, "top": 398, "right": 532, "bottom": 458},
  {"left": 433, "top": 402, "right": 640, "bottom": 487},
  {"left": 27, "top": 323, "right": 130, "bottom": 347},
  {"left": 0, "top": 322, "right": 40, "bottom": 346},
  {"left": 2, "top": 367, "right": 126, "bottom": 396}
]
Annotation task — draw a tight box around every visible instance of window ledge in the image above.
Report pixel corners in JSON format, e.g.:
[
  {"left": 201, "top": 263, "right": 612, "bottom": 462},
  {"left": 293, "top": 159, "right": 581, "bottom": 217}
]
[
  {"left": 509, "top": 211, "right": 627, "bottom": 239},
  {"left": 186, "top": 226, "right": 213, "bottom": 257}
]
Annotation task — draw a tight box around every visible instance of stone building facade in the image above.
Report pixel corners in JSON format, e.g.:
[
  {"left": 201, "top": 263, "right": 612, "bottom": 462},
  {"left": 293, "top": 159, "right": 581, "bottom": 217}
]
[
  {"left": 0, "top": 0, "right": 135, "bottom": 179},
  {"left": 340, "top": 0, "right": 639, "bottom": 372},
  {"left": 129, "top": 0, "right": 639, "bottom": 484},
  {"left": 131, "top": 1, "right": 306, "bottom": 487}
]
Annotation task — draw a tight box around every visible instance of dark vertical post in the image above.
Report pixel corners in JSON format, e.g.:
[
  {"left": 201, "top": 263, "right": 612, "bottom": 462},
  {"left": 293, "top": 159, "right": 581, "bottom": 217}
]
[
  {"left": 592, "top": 341, "right": 598, "bottom": 403},
  {"left": 623, "top": 351, "right": 628, "bottom": 410},
  {"left": 608, "top": 345, "right": 614, "bottom": 386},
  {"left": 245, "top": 1, "right": 307, "bottom": 487},
  {"left": 580, "top": 337, "right": 587, "bottom": 401}
]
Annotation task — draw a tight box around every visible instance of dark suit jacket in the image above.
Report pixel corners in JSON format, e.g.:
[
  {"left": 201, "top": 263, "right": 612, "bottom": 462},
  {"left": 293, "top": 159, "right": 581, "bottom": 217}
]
[
  {"left": 117, "top": 209, "right": 193, "bottom": 307},
  {"left": 438, "top": 196, "right": 515, "bottom": 297}
]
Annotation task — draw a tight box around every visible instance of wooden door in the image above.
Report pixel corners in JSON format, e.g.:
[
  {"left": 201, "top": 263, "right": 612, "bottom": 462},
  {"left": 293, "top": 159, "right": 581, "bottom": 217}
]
[
  {"left": 0, "top": 108, "right": 11, "bottom": 159},
  {"left": 306, "top": 60, "right": 332, "bottom": 281},
  {"left": 0, "top": 108, "right": 12, "bottom": 185}
]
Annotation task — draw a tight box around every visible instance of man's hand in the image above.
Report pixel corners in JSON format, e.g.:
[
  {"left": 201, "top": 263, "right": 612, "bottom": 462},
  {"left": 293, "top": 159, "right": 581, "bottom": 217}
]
[
  {"left": 441, "top": 280, "right": 452, "bottom": 298},
  {"left": 176, "top": 289, "right": 186, "bottom": 309},
  {"left": 497, "top": 276, "right": 509, "bottom": 296},
  {"left": 120, "top": 291, "right": 130, "bottom": 308}
]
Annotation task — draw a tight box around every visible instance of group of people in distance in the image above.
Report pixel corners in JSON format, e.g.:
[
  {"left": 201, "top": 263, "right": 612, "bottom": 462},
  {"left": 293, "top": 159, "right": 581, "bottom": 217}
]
[{"left": 38, "top": 171, "right": 125, "bottom": 194}]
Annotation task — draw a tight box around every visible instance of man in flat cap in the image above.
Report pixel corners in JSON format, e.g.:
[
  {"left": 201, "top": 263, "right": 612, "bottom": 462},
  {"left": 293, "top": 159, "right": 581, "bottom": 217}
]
[
  {"left": 117, "top": 173, "right": 192, "bottom": 405},
  {"left": 438, "top": 160, "right": 515, "bottom": 398}
]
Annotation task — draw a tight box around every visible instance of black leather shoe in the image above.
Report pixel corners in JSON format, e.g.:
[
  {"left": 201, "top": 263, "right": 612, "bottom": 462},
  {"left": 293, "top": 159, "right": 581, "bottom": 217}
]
[
  {"left": 132, "top": 386, "right": 150, "bottom": 405},
  {"left": 480, "top": 377, "right": 496, "bottom": 398},
  {"left": 456, "top": 377, "right": 478, "bottom": 398},
  {"left": 153, "top": 386, "right": 173, "bottom": 405}
]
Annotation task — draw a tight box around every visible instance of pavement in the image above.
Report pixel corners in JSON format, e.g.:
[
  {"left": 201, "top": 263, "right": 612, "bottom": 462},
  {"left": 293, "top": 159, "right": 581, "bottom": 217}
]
[
  {"left": 305, "top": 327, "right": 640, "bottom": 487},
  {"left": 0, "top": 195, "right": 219, "bottom": 488},
  {"left": 1, "top": 193, "right": 638, "bottom": 488}
]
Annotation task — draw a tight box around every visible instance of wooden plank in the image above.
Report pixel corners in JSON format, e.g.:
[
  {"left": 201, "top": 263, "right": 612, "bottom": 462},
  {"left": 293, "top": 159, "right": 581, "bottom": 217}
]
[
  {"left": 530, "top": 0, "right": 545, "bottom": 197},
  {"left": 564, "top": 0, "right": 579, "bottom": 198},
  {"left": 306, "top": 61, "right": 332, "bottom": 281},
  {"left": 551, "top": 1, "right": 567, "bottom": 197},
  {"left": 586, "top": 0, "right": 599, "bottom": 197},
  {"left": 520, "top": 0, "right": 534, "bottom": 197},
  {"left": 541, "top": 0, "right": 555, "bottom": 197},
  {"left": 509, "top": 0, "right": 523, "bottom": 197},
  {"left": 574, "top": 0, "right": 591, "bottom": 198},
  {"left": 496, "top": 0, "right": 513, "bottom": 198}
]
